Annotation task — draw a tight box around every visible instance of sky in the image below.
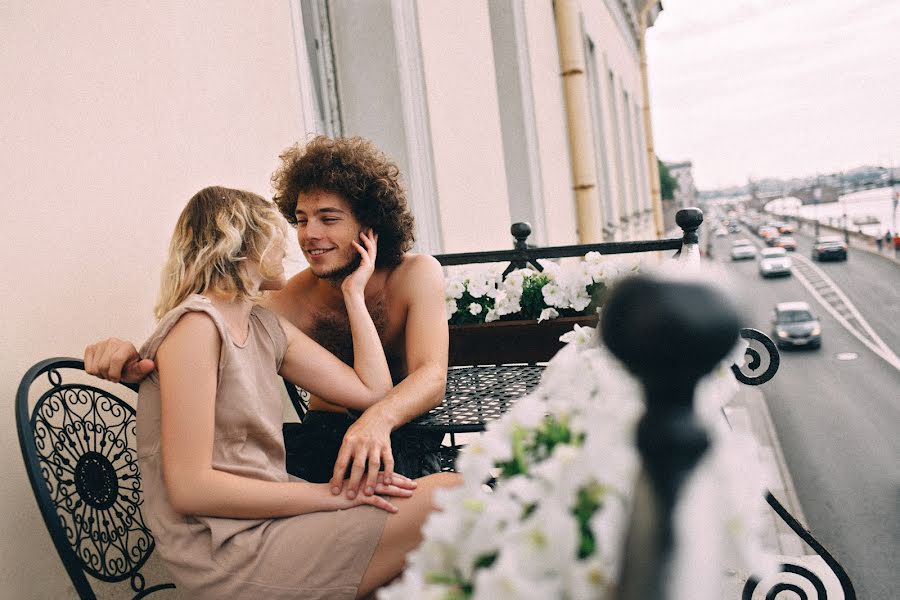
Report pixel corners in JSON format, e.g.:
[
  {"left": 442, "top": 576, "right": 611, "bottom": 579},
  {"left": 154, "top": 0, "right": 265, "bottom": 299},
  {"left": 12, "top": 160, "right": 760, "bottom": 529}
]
[{"left": 646, "top": 0, "right": 900, "bottom": 190}]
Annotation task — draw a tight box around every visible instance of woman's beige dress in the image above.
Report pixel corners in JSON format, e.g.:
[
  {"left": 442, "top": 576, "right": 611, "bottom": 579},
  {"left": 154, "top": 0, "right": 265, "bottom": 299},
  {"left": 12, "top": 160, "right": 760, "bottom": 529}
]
[{"left": 137, "top": 295, "right": 387, "bottom": 599}]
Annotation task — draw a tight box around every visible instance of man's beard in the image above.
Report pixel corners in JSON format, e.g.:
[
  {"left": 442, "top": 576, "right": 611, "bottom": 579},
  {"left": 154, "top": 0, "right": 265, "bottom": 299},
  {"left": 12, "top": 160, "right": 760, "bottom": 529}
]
[{"left": 316, "top": 251, "right": 362, "bottom": 282}]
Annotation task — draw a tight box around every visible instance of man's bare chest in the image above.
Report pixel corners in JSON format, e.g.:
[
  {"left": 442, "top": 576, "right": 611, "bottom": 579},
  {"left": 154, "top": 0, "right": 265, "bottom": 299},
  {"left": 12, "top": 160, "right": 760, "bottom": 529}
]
[{"left": 298, "top": 299, "right": 406, "bottom": 375}]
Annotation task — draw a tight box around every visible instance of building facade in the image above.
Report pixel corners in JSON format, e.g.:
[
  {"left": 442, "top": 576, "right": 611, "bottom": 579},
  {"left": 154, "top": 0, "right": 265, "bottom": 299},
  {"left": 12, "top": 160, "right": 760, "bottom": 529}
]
[
  {"left": 2, "top": 2, "right": 662, "bottom": 596},
  {"left": 666, "top": 160, "right": 698, "bottom": 208}
]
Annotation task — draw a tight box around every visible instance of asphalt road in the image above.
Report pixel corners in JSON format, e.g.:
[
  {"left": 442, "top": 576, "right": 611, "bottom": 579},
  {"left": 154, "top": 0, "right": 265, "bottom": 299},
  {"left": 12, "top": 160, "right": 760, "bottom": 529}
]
[{"left": 710, "top": 228, "right": 900, "bottom": 600}]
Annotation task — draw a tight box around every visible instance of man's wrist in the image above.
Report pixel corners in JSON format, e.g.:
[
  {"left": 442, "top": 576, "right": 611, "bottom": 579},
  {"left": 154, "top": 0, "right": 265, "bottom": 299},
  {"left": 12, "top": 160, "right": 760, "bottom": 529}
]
[{"left": 363, "top": 401, "right": 400, "bottom": 431}]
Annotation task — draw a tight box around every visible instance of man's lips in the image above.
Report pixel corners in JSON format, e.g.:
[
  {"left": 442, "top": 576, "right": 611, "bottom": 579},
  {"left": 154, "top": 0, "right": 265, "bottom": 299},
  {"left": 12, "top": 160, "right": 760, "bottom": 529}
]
[{"left": 306, "top": 248, "right": 334, "bottom": 257}]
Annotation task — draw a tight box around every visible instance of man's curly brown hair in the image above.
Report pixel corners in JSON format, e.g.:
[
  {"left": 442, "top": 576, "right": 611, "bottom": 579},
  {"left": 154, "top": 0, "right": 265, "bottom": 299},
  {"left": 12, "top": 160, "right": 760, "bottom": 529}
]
[{"left": 272, "top": 136, "right": 416, "bottom": 268}]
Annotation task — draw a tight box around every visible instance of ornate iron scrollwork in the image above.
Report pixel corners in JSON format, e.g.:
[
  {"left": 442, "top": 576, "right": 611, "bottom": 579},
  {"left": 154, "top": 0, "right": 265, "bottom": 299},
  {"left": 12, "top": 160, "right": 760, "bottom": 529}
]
[
  {"left": 31, "top": 375, "right": 154, "bottom": 583},
  {"left": 732, "top": 328, "right": 780, "bottom": 385}
]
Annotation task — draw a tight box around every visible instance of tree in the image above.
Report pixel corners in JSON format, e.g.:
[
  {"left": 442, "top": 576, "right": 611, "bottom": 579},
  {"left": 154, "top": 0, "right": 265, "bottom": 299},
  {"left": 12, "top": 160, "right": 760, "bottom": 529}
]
[{"left": 658, "top": 159, "right": 679, "bottom": 201}]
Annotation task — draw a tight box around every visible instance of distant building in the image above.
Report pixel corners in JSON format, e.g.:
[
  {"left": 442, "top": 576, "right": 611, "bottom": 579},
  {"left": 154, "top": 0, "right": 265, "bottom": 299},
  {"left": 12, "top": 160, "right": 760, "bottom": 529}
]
[{"left": 665, "top": 160, "right": 697, "bottom": 208}]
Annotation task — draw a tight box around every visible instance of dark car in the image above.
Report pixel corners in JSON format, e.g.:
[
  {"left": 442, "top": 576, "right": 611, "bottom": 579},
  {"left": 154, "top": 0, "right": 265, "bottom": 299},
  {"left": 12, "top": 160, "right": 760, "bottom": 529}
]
[
  {"left": 772, "top": 301, "right": 821, "bottom": 349},
  {"left": 812, "top": 235, "right": 848, "bottom": 261}
]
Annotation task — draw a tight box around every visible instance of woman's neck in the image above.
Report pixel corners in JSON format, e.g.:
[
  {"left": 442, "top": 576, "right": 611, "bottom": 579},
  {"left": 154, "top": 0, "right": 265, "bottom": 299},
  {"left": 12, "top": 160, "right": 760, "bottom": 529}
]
[{"left": 204, "top": 291, "right": 255, "bottom": 346}]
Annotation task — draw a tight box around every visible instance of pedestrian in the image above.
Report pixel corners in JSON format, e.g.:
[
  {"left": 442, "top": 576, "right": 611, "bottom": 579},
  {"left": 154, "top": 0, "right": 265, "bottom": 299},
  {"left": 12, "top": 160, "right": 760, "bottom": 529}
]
[
  {"left": 876, "top": 235, "right": 883, "bottom": 251},
  {"left": 885, "top": 231, "right": 892, "bottom": 251}
]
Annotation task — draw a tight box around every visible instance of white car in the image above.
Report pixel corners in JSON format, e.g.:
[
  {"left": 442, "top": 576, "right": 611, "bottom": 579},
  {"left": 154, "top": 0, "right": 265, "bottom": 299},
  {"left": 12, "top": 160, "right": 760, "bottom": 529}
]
[
  {"left": 758, "top": 247, "right": 792, "bottom": 277},
  {"left": 731, "top": 242, "right": 757, "bottom": 260}
]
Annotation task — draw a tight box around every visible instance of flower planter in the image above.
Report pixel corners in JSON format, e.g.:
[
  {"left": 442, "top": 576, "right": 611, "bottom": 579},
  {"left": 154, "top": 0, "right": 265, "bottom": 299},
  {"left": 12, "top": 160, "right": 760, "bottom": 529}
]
[{"left": 448, "top": 315, "right": 598, "bottom": 366}]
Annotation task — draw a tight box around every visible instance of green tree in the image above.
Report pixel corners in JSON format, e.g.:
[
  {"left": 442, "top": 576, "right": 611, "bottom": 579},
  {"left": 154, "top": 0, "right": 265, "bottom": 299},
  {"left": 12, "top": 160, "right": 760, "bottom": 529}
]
[{"left": 658, "top": 159, "right": 679, "bottom": 201}]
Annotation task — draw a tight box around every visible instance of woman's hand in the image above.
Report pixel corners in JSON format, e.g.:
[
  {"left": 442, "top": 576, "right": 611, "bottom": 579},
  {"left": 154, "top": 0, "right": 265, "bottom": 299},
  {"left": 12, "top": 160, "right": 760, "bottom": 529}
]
[
  {"left": 338, "top": 472, "right": 417, "bottom": 513},
  {"left": 341, "top": 229, "right": 378, "bottom": 299}
]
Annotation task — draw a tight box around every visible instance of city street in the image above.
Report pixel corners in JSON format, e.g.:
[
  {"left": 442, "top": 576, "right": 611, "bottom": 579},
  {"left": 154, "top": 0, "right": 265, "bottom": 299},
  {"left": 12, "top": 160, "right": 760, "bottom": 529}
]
[{"left": 711, "top": 227, "right": 900, "bottom": 599}]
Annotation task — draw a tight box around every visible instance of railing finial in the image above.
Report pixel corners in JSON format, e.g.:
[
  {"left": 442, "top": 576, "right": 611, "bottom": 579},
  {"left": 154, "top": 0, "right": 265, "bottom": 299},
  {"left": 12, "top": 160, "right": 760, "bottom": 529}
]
[
  {"left": 601, "top": 273, "right": 740, "bottom": 600},
  {"left": 675, "top": 207, "right": 703, "bottom": 245},
  {"left": 510, "top": 222, "right": 532, "bottom": 250}
]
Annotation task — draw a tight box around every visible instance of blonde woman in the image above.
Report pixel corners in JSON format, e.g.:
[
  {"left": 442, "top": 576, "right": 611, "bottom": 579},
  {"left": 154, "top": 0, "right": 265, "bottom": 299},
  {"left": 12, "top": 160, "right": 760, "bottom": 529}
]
[{"left": 133, "top": 186, "right": 459, "bottom": 599}]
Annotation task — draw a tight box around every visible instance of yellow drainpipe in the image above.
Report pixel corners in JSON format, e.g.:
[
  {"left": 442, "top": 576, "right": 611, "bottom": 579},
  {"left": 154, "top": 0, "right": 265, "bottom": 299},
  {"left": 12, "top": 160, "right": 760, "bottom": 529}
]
[
  {"left": 638, "top": 1, "right": 665, "bottom": 238},
  {"left": 554, "top": 0, "right": 602, "bottom": 243}
]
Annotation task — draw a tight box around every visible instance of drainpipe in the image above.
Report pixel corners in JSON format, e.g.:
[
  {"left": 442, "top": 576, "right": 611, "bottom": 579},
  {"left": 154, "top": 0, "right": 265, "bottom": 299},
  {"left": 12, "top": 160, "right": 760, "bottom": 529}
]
[
  {"left": 638, "top": 1, "right": 665, "bottom": 238},
  {"left": 553, "top": 0, "right": 602, "bottom": 243}
]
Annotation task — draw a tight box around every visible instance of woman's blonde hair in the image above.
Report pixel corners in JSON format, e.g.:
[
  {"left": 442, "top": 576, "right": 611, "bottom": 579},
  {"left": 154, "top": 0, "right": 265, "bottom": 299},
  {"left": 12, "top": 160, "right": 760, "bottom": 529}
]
[{"left": 154, "top": 186, "right": 287, "bottom": 319}]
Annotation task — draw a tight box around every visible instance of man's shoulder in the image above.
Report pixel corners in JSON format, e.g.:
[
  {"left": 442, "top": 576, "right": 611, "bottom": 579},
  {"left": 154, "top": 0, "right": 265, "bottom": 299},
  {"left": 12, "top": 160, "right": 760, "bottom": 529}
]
[{"left": 384, "top": 253, "right": 443, "bottom": 290}]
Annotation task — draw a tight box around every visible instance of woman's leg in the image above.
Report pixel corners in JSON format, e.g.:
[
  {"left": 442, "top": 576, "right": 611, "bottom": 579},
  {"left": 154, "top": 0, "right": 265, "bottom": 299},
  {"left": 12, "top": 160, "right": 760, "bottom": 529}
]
[{"left": 356, "top": 472, "right": 462, "bottom": 598}]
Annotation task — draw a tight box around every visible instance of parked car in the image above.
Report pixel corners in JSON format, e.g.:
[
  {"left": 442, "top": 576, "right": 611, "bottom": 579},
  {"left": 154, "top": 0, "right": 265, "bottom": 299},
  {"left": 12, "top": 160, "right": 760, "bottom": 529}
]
[
  {"left": 772, "top": 235, "right": 797, "bottom": 251},
  {"left": 778, "top": 223, "right": 796, "bottom": 234},
  {"left": 812, "top": 235, "right": 848, "bottom": 261},
  {"left": 730, "top": 241, "right": 757, "bottom": 260},
  {"left": 759, "top": 247, "right": 792, "bottom": 277},
  {"left": 771, "top": 301, "right": 821, "bottom": 349}
]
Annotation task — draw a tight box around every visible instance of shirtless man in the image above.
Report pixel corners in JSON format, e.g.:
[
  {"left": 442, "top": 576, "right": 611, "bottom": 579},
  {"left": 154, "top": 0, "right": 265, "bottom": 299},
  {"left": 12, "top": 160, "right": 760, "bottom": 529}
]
[{"left": 84, "top": 136, "right": 449, "bottom": 501}]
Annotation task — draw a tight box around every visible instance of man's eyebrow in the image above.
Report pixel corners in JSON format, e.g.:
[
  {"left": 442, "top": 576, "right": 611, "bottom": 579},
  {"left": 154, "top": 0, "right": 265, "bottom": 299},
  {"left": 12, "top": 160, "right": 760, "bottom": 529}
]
[{"left": 295, "top": 206, "right": 347, "bottom": 216}]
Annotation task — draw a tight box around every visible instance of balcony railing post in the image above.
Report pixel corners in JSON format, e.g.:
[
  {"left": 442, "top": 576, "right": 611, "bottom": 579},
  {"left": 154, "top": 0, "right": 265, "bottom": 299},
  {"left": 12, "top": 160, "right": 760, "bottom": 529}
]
[
  {"left": 675, "top": 207, "right": 703, "bottom": 263},
  {"left": 601, "top": 273, "right": 741, "bottom": 600},
  {"left": 504, "top": 222, "right": 542, "bottom": 276}
]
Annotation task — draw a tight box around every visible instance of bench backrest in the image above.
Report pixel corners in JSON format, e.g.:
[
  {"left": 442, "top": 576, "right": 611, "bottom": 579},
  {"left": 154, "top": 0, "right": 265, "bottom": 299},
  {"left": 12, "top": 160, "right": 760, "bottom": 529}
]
[{"left": 16, "top": 358, "right": 176, "bottom": 599}]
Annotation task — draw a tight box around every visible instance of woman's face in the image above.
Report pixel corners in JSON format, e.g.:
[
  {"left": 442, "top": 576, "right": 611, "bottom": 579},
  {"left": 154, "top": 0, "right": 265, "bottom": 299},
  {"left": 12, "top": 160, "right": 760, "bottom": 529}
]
[{"left": 258, "top": 236, "right": 287, "bottom": 292}]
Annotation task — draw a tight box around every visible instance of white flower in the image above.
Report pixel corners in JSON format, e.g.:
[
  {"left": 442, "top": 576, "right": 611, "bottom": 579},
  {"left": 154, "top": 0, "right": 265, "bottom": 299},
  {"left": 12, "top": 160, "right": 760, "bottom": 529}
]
[
  {"left": 565, "top": 556, "right": 612, "bottom": 600},
  {"left": 537, "top": 307, "right": 559, "bottom": 322},
  {"left": 568, "top": 289, "right": 592, "bottom": 312},
  {"left": 494, "top": 291, "right": 522, "bottom": 316},
  {"left": 485, "top": 308, "right": 499, "bottom": 323},
  {"left": 559, "top": 324, "right": 596, "bottom": 348},
  {"left": 445, "top": 299, "right": 458, "bottom": 320},
  {"left": 508, "top": 504, "right": 579, "bottom": 576},
  {"left": 468, "top": 302, "right": 483, "bottom": 316},
  {"left": 542, "top": 283, "right": 567, "bottom": 308},
  {"left": 467, "top": 275, "right": 494, "bottom": 299},
  {"left": 472, "top": 554, "right": 562, "bottom": 600},
  {"left": 445, "top": 279, "right": 466, "bottom": 300}
]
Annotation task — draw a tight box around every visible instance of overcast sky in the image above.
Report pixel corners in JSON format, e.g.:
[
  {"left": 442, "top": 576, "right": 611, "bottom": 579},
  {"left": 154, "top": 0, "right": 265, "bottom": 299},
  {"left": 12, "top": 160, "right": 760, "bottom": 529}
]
[{"left": 646, "top": 0, "right": 900, "bottom": 189}]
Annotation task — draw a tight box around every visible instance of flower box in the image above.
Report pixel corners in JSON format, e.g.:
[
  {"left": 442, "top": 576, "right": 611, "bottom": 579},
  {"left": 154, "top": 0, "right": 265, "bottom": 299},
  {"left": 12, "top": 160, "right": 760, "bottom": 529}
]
[{"left": 449, "top": 315, "right": 598, "bottom": 366}]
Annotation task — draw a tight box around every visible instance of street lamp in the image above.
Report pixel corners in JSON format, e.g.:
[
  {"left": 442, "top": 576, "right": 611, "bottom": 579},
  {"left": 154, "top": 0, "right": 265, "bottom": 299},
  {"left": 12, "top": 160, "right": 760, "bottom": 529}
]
[
  {"left": 814, "top": 177, "right": 821, "bottom": 237},
  {"left": 841, "top": 199, "right": 849, "bottom": 245}
]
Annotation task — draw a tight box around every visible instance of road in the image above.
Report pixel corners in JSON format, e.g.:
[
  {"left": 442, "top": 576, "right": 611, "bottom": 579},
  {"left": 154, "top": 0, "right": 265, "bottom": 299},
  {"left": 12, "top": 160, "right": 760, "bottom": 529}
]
[{"left": 710, "top": 228, "right": 900, "bottom": 600}]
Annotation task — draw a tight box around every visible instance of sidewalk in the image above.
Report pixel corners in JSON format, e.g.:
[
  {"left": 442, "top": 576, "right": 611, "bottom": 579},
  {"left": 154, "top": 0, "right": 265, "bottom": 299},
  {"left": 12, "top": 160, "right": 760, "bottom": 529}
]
[{"left": 723, "top": 387, "right": 848, "bottom": 597}]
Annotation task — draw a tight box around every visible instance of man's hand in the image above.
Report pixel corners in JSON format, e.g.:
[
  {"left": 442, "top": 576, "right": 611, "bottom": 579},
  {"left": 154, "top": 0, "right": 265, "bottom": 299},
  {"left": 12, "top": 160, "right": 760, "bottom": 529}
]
[
  {"left": 330, "top": 408, "right": 398, "bottom": 499},
  {"left": 84, "top": 338, "right": 154, "bottom": 384}
]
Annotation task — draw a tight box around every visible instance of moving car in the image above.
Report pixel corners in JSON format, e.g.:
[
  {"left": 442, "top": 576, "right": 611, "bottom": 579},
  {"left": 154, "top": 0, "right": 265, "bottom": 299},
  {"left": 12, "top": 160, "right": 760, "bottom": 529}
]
[
  {"left": 758, "top": 225, "right": 779, "bottom": 240},
  {"left": 812, "top": 235, "right": 848, "bottom": 261},
  {"left": 772, "top": 235, "right": 797, "bottom": 251},
  {"left": 730, "top": 241, "right": 757, "bottom": 260},
  {"left": 771, "top": 301, "right": 821, "bottom": 349},
  {"left": 759, "top": 247, "right": 792, "bottom": 277}
]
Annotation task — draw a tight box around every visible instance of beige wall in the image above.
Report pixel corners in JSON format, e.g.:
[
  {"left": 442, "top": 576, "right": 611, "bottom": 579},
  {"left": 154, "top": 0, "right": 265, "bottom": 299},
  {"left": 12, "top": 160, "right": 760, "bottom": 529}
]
[
  {"left": 1, "top": 3, "right": 307, "bottom": 596},
  {"left": 523, "top": 0, "right": 579, "bottom": 246},
  {"left": 416, "top": 0, "right": 512, "bottom": 252},
  {"left": 582, "top": 3, "right": 653, "bottom": 241}
]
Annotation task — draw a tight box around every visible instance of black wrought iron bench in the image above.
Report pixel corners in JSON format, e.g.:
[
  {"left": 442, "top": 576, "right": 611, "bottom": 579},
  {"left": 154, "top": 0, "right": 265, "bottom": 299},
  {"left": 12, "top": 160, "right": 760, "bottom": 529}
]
[{"left": 16, "top": 358, "right": 176, "bottom": 599}]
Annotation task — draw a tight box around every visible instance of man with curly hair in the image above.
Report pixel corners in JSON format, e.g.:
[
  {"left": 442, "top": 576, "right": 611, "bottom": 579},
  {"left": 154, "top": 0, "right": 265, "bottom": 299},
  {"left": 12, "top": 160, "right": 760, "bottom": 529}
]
[{"left": 84, "top": 136, "right": 449, "bottom": 502}]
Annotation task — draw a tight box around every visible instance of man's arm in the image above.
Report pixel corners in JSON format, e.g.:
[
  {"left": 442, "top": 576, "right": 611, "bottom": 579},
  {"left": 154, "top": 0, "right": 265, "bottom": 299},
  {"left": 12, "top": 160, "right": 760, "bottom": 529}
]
[
  {"left": 84, "top": 338, "right": 155, "bottom": 384},
  {"left": 330, "top": 254, "right": 448, "bottom": 499}
]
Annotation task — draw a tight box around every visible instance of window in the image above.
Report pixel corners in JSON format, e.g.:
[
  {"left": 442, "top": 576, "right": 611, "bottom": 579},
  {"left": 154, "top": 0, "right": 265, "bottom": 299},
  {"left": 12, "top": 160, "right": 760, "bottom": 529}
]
[{"left": 584, "top": 36, "right": 616, "bottom": 237}]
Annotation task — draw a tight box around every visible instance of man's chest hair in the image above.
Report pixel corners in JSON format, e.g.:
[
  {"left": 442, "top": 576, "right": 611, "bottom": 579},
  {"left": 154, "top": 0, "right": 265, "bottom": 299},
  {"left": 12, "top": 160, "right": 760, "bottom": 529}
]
[{"left": 308, "top": 299, "right": 389, "bottom": 366}]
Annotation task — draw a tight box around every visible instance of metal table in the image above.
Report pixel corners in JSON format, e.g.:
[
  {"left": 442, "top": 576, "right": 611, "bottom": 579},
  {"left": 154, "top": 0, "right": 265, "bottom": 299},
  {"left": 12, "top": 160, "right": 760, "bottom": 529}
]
[{"left": 407, "top": 364, "right": 547, "bottom": 470}]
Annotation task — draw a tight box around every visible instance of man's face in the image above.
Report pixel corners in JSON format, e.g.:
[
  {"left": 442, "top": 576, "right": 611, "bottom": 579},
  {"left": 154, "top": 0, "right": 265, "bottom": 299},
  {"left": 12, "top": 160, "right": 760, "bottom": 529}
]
[{"left": 295, "top": 190, "right": 364, "bottom": 280}]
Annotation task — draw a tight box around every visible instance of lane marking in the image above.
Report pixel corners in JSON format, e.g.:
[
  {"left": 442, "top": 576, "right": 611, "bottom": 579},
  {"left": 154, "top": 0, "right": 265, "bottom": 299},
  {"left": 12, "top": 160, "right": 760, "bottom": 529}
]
[{"left": 790, "top": 254, "right": 900, "bottom": 371}]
